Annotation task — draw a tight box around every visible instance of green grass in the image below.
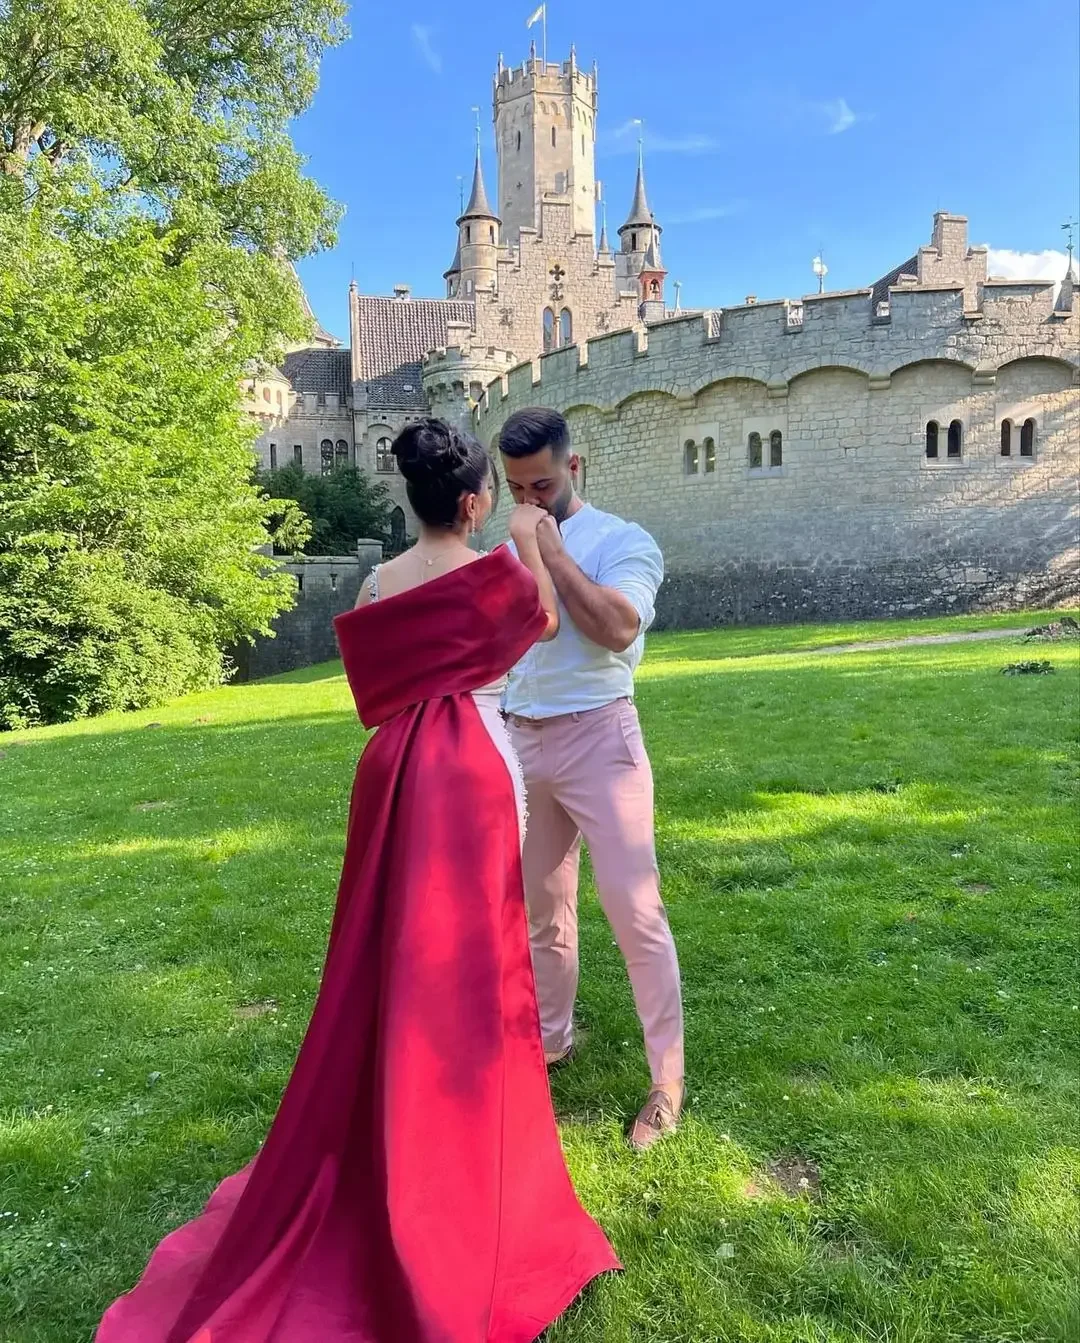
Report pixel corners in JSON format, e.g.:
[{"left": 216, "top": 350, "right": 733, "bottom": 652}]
[{"left": 1, "top": 615, "right": 1078, "bottom": 1342}]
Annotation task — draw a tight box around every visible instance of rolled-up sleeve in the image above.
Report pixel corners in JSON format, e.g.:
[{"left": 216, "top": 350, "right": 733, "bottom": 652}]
[{"left": 596, "top": 523, "right": 664, "bottom": 632}]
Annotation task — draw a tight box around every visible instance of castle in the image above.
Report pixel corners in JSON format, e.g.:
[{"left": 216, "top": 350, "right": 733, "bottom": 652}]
[{"left": 246, "top": 45, "right": 1080, "bottom": 625}]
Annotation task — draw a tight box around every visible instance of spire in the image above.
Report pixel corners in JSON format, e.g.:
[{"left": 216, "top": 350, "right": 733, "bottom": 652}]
[
  {"left": 643, "top": 232, "right": 664, "bottom": 272},
  {"left": 458, "top": 138, "right": 498, "bottom": 222},
  {"left": 443, "top": 236, "right": 462, "bottom": 280},
  {"left": 619, "top": 139, "right": 653, "bottom": 234},
  {"left": 598, "top": 197, "right": 610, "bottom": 256}
]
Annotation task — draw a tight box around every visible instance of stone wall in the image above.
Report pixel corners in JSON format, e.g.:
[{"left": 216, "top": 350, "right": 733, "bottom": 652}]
[
  {"left": 476, "top": 281, "right": 1079, "bottom": 626},
  {"left": 233, "top": 543, "right": 384, "bottom": 680}
]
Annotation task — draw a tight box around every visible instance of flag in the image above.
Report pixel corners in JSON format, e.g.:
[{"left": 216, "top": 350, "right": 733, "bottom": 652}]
[{"left": 526, "top": 4, "right": 545, "bottom": 27}]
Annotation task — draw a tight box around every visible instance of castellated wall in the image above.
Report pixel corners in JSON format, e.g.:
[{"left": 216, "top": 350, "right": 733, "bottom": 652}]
[{"left": 476, "top": 282, "right": 1079, "bottom": 626}]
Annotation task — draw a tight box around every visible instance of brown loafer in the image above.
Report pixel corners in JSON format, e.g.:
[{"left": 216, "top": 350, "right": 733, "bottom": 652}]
[{"left": 628, "top": 1087, "right": 682, "bottom": 1152}]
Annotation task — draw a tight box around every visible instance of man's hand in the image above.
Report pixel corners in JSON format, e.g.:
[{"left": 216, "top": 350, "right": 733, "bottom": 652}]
[
  {"left": 508, "top": 503, "right": 548, "bottom": 548},
  {"left": 535, "top": 512, "right": 565, "bottom": 560}
]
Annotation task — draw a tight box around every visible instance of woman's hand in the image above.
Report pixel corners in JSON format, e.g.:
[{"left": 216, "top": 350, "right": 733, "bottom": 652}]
[{"left": 508, "top": 503, "right": 549, "bottom": 548}]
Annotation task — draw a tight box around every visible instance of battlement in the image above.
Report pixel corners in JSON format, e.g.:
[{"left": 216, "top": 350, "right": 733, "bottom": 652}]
[{"left": 493, "top": 53, "right": 597, "bottom": 103}]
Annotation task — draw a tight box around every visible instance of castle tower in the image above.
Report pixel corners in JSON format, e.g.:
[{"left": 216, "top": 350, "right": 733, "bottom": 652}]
[
  {"left": 446, "top": 144, "right": 500, "bottom": 299},
  {"left": 493, "top": 45, "right": 597, "bottom": 243},
  {"left": 618, "top": 144, "right": 663, "bottom": 283}
]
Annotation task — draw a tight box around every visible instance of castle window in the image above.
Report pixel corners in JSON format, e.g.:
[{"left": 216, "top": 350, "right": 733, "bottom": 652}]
[
  {"left": 559, "top": 308, "right": 572, "bottom": 346},
  {"left": 465, "top": 226, "right": 471, "bottom": 243},
  {"left": 748, "top": 431, "right": 763, "bottom": 469},
  {"left": 1020, "top": 417, "right": 1036, "bottom": 456},
  {"left": 269, "top": 442, "right": 278, "bottom": 470},
  {"left": 465, "top": 279, "right": 474, "bottom": 295},
  {"left": 335, "top": 439, "right": 349, "bottom": 469},
  {"left": 517, "top": 131, "right": 521, "bottom": 151},
  {"left": 376, "top": 436, "right": 395, "bottom": 473},
  {"left": 631, "top": 232, "right": 638, "bottom": 251},
  {"left": 770, "top": 430, "right": 783, "bottom": 468},
  {"left": 649, "top": 279, "right": 660, "bottom": 298},
  {"left": 389, "top": 507, "right": 407, "bottom": 553},
  {"left": 276, "top": 389, "right": 282, "bottom": 407},
  {"left": 320, "top": 438, "right": 334, "bottom": 475},
  {"left": 581, "top": 135, "right": 585, "bottom": 154},
  {"left": 947, "top": 420, "right": 963, "bottom": 458},
  {"left": 684, "top": 440, "right": 700, "bottom": 475},
  {"left": 293, "top": 444, "right": 303, "bottom": 466},
  {"left": 1000, "top": 419, "right": 1012, "bottom": 456},
  {"left": 575, "top": 455, "right": 587, "bottom": 495},
  {"left": 551, "top": 126, "right": 556, "bottom": 147},
  {"left": 704, "top": 437, "right": 716, "bottom": 473},
  {"left": 469, "top": 381, "right": 484, "bottom": 403},
  {"left": 543, "top": 307, "right": 555, "bottom": 352},
  {"left": 925, "top": 420, "right": 939, "bottom": 459},
  {"left": 489, "top": 225, "right": 495, "bottom": 243},
  {"left": 262, "top": 387, "right": 271, "bottom": 403}
]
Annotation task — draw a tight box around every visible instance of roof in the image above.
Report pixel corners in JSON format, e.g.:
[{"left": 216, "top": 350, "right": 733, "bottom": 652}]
[
  {"left": 642, "top": 233, "right": 665, "bottom": 272},
  {"left": 459, "top": 151, "right": 497, "bottom": 222},
  {"left": 619, "top": 153, "right": 654, "bottom": 233},
  {"left": 870, "top": 254, "right": 918, "bottom": 311},
  {"left": 353, "top": 293, "right": 475, "bottom": 409},
  {"left": 282, "top": 347, "right": 351, "bottom": 400}
]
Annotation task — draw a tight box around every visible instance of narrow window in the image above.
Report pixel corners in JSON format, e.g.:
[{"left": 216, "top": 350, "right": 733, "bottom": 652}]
[
  {"left": 376, "top": 436, "right": 395, "bottom": 473},
  {"left": 631, "top": 232, "right": 638, "bottom": 251},
  {"left": 465, "top": 225, "right": 471, "bottom": 243},
  {"left": 489, "top": 225, "right": 495, "bottom": 243},
  {"left": 684, "top": 440, "right": 700, "bottom": 475},
  {"left": 516, "top": 131, "right": 521, "bottom": 151},
  {"left": 770, "top": 430, "right": 783, "bottom": 468},
  {"left": 704, "top": 437, "right": 716, "bottom": 473},
  {"left": 335, "top": 439, "right": 349, "bottom": 469},
  {"left": 581, "top": 134, "right": 585, "bottom": 154},
  {"left": 276, "top": 389, "right": 282, "bottom": 407},
  {"left": 551, "top": 126, "right": 556, "bottom": 147},
  {"left": 947, "top": 420, "right": 962, "bottom": 458},
  {"left": 559, "top": 308, "right": 572, "bottom": 346},
  {"left": 1000, "top": 419, "right": 1012, "bottom": 456},
  {"left": 293, "top": 444, "right": 303, "bottom": 466},
  {"left": 269, "top": 442, "right": 278, "bottom": 470},
  {"left": 575, "top": 455, "right": 587, "bottom": 495},
  {"left": 1020, "top": 418, "right": 1036, "bottom": 457},
  {"left": 748, "top": 431, "right": 763, "bottom": 469},
  {"left": 320, "top": 438, "right": 334, "bottom": 475},
  {"left": 389, "top": 507, "right": 407, "bottom": 553},
  {"left": 543, "top": 307, "right": 555, "bottom": 352},
  {"left": 262, "top": 387, "right": 271, "bottom": 403},
  {"left": 925, "top": 420, "right": 939, "bottom": 459}
]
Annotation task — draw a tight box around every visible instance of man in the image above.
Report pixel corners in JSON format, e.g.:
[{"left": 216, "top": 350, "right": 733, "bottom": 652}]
[{"left": 499, "top": 407, "right": 684, "bottom": 1152}]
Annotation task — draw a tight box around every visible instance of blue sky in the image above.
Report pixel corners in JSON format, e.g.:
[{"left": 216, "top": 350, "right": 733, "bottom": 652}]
[{"left": 294, "top": 0, "right": 1080, "bottom": 344}]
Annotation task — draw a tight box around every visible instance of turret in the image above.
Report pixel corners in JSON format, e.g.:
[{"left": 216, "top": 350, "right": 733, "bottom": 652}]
[
  {"left": 447, "top": 143, "right": 500, "bottom": 300},
  {"left": 618, "top": 143, "right": 663, "bottom": 282}
]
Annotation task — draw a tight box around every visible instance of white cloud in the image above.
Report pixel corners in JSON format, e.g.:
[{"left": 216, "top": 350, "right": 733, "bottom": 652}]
[
  {"left": 411, "top": 23, "right": 441, "bottom": 74},
  {"left": 819, "top": 97, "right": 858, "bottom": 134},
  {"left": 603, "top": 119, "right": 719, "bottom": 155},
  {"left": 667, "top": 201, "right": 747, "bottom": 226},
  {"left": 985, "top": 247, "right": 1071, "bottom": 281}
]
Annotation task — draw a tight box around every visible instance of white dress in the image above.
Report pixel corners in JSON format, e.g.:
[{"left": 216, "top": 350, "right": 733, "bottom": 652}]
[{"left": 367, "top": 566, "right": 527, "bottom": 843}]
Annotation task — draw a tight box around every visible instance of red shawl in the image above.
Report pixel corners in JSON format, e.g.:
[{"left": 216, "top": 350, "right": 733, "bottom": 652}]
[{"left": 96, "top": 547, "right": 619, "bottom": 1342}]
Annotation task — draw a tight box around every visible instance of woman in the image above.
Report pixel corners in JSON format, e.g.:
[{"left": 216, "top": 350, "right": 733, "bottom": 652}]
[{"left": 96, "top": 419, "right": 619, "bottom": 1342}]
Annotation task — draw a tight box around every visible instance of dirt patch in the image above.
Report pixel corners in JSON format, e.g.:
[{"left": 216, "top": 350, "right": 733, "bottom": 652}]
[
  {"left": 234, "top": 999, "right": 278, "bottom": 1020},
  {"left": 134, "top": 800, "right": 173, "bottom": 812},
  {"left": 960, "top": 882, "right": 994, "bottom": 894},
  {"left": 806, "top": 628, "right": 1028, "bottom": 656},
  {"left": 745, "top": 1154, "right": 823, "bottom": 1201}
]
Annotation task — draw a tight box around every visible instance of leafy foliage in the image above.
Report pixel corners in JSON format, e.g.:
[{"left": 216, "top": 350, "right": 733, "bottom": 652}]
[
  {"left": 0, "top": 0, "right": 348, "bottom": 727},
  {"left": 258, "top": 464, "right": 393, "bottom": 556}
]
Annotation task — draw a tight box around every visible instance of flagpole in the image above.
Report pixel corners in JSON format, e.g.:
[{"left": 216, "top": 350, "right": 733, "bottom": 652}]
[{"left": 543, "top": 3, "right": 547, "bottom": 67}]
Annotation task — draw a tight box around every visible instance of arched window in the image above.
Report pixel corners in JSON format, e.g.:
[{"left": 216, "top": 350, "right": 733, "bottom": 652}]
[
  {"left": 551, "top": 126, "right": 556, "bottom": 147},
  {"left": 559, "top": 308, "right": 572, "bottom": 346},
  {"left": 748, "top": 431, "right": 763, "bottom": 469},
  {"left": 649, "top": 279, "right": 660, "bottom": 298},
  {"left": 262, "top": 387, "right": 271, "bottom": 403},
  {"left": 389, "top": 506, "right": 407, "bottom": 554},
  {"left": 925, "top": 421, "right": 939, "bottom": 459},
  {"left": 575, "top": 455, "right": 587, "bottom": 495},
  {"left": 684, "top": 440, "right": 700, "bottom": 475},
  {"left": 1020, "top": 418, "right": 1036, "bottom": 457},
  {"left": 947, "top": 420, "right": 963, "bottom": 458},
  {"left": 704, "top": 437, "right": 716, "bottom": 474},
  {"left": 320, "top": 438, "right": 334, "bottom": 475},
  {"left": 543, "top": 307, "right": 555, "bottom": 352},
  {"left": 335, "top": 439, "right": 349, "bottom": 469},
  {"left": 1000, "top": 419, "right": 1012, "bottom": 456},
  {"left": 770, "top": 430, "right": 783, "bottom": 468},
  {"left": 375, "top": 436, "right": 395, "bottom": 473}
]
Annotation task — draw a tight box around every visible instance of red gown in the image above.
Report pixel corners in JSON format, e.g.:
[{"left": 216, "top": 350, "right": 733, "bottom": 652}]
[{"left": 96, "top": 547, "right": 619, "bottom": 1342}]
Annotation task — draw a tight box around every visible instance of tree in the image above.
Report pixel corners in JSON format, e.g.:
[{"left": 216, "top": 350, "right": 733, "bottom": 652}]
[
  {"left": 259, "top": 464, "right": 393, "bottom": 557},
  {"left": 0, "top": 0, "right": 347, "bottom": 727}
]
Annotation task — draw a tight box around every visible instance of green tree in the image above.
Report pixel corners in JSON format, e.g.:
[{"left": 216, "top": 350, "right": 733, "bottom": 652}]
[
  {"left": 259, "top": 464, "right": 393, "bottom": 557},
  {"left": 0, "top": 0, "right": 347, "bottom": 727}
]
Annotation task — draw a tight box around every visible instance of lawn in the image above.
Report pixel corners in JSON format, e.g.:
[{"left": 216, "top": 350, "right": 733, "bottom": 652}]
[{"left": 1, "top": 613, "right": 1078, "bottom": 1342}]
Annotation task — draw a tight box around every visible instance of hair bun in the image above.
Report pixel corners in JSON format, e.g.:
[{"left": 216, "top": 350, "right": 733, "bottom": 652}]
[{"left": 392, "top": 419, "right": 470, "bottom": 484}]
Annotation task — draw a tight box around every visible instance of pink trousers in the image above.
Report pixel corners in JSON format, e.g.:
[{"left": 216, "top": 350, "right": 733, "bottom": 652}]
[{"left": 509, "top": 700, "right": 684, "bottom": 1086}]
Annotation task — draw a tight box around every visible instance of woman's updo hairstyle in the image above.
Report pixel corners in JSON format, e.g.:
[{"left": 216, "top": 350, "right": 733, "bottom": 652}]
[{"left": 391, "top": 418, "right": 496, "bottom": 529}]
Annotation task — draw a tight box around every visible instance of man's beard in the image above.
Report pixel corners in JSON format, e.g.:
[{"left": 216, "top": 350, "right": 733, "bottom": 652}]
[{"left": 548, "top": 480, "right": 575, "bottom": 524}]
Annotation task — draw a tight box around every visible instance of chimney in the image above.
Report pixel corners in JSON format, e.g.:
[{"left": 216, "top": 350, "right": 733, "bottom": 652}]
[{"left": 393, "top": 284, "right": 411, "bottom": 300}]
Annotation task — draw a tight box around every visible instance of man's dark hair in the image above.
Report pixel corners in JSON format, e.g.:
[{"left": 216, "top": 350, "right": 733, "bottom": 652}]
[{"left": 498, "top": 407, "right": 571, "bottom": 460}]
